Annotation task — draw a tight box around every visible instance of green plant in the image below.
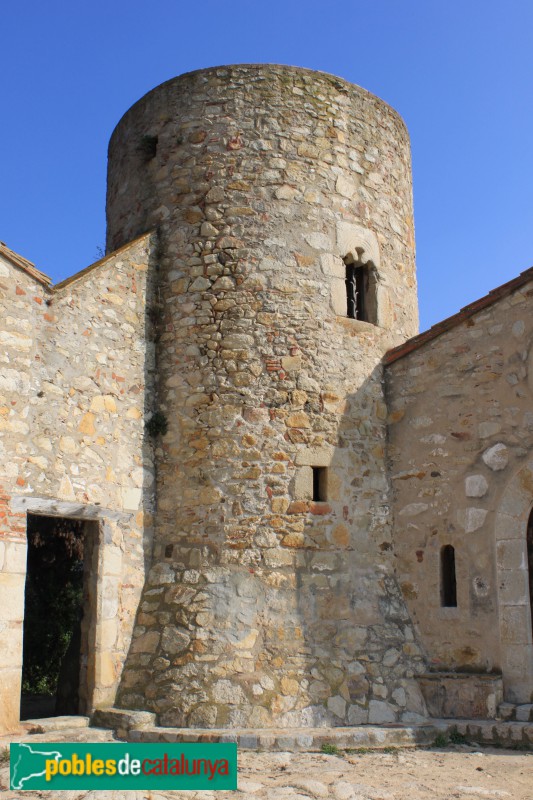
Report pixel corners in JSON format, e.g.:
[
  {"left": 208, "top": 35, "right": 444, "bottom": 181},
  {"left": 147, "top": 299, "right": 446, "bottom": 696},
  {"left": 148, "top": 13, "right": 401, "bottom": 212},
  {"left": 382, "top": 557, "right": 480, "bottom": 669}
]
[
  {"left": 449, "top": 728, "right": 468, "bottom": 745},
  {"left": 433, "top": 733, "right": 448, "bottom": 748},
  {"left": 148, "top": 304, "right": 163, "bottom": 325},
  {"left": 321, "top": 743, "right": 340, "bottom": 756},
  {"left": 22, "top": 516, "right": 85, "bottom": 698},
  {"left": 146, "top": 411, "right": 168, "bottom": 438}
]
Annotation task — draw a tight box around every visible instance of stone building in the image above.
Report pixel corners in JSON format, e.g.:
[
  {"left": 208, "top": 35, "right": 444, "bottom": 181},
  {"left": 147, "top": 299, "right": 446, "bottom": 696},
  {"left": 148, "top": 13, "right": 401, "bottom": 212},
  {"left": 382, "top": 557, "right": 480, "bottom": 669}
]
[{"left": 0, "top": 65, "right": 531, "bottom": 735}]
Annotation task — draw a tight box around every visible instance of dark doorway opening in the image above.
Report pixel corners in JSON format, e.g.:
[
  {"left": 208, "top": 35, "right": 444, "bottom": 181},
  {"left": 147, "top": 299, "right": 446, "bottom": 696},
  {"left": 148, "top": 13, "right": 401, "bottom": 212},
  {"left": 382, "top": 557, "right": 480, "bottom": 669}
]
[
  {"left": 527, "top": 509, "right": 533, "bottom": 635},
  {"left": 20, "top": 514, "right": 96, "bottom": 720}
]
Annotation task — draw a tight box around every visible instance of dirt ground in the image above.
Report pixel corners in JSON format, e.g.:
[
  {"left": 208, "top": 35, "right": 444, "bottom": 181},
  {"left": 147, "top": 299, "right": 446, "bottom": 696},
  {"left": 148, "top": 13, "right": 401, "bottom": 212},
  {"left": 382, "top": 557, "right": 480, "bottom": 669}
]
[
  {"left": 244, "top": 747, "right": 533, "bottom": 800},
  {"left": 1, "top": 731, "right": 532, "bottom": 799}
]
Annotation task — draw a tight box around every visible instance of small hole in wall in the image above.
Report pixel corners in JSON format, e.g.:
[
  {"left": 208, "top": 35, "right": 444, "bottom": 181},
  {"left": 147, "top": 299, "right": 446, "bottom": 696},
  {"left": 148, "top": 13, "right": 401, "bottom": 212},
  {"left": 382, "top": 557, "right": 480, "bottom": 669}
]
[
  {"left": 312, "top": 467, "right": 328, "bottom": 502},
  {"left": 441, "top": 545, "right": 457, "bottom": 607},
  {"left": 164, "top": 544, "right": 173, "bottom": 559},
  {"left": 139, "top": 135, "right": 158, "bottom": 160}
]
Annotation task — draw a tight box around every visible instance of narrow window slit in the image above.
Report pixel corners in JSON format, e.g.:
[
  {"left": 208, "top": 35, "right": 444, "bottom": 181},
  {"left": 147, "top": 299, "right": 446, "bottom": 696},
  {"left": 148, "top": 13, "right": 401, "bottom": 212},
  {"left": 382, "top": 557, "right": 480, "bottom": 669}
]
[
  {"left": 312, "top": 467, "right": 327, "bottom": 502},
  {"left": 441, "top": 545, "right": 457, "bottom": 607}
]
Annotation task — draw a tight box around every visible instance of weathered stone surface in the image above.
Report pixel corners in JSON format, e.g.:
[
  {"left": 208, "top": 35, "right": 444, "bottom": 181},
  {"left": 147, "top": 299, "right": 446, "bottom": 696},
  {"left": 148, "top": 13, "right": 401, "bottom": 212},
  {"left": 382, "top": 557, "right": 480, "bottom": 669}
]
[
  {"left": 465, "top": 474, "right": 489, "bottom": 497},
  {"left": 0, "top": 234, "right": 156, "bottom": 733},
  {"left": 101, "top": 64, "right": 421, "bottom": 728},
  {"left": 387, "top": 266, "right": 533, "bottom": 695},
  {"left": 6, "top": 63, "right": 532, "bottom": 736}
]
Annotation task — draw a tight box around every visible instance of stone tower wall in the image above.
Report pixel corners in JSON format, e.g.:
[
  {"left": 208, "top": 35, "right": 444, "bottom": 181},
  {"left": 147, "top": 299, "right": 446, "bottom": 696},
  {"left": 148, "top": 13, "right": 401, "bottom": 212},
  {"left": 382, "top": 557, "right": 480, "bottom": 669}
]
[{"left": 107, "top": 65, "right": 426, "bottom": 727}]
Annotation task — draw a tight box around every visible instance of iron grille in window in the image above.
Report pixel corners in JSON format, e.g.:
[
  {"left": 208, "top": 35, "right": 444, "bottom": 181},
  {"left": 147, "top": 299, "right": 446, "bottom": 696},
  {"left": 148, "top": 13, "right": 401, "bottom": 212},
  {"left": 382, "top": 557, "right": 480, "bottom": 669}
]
[{"left": 345, "top": 264, "right": 367, "bottom": 321}]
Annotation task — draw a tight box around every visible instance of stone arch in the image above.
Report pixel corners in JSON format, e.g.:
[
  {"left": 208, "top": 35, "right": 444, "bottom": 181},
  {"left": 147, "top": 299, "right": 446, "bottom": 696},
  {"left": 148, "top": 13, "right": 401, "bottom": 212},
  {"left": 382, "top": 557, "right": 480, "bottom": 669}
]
[
  {"left": 326, "top": 223, "right": 385, "bottom": 323},
  {"left": 494, "top": 459, "right": 533, "bottom": 702}
]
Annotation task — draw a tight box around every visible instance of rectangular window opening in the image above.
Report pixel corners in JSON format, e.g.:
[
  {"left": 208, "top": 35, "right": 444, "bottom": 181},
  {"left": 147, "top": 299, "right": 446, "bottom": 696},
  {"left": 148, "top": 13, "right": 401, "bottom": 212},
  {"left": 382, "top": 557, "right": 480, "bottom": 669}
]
[
  {"left": 441, "top": 545, "right": 457, "bottom": 607},
  {"left": 312, "top": 467, "right": 328, "bottom": 502}
]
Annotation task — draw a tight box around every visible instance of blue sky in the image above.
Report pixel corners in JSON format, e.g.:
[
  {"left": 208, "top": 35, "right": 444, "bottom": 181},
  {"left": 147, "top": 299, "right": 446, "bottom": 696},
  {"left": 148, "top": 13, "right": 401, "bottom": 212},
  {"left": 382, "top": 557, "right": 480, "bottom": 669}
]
[{"left": 2, "top": 0, "right": 532, "bottom": 331}]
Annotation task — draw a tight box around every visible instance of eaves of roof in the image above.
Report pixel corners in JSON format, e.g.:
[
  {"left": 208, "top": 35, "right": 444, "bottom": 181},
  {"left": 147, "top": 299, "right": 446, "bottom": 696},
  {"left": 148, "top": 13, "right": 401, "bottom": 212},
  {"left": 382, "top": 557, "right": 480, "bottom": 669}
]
[
  {"left": 384, "top": 266, "right": 533, "bottom": 366},
  {"left": 0, "top": 241, "right": 52, "bottom": 288}
]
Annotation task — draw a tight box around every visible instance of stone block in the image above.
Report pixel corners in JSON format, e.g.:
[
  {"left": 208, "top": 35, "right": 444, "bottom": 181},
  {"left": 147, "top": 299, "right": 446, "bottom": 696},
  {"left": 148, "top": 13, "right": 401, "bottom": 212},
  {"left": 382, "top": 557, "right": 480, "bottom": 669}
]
[
  {"left": 500, "top": 605, "right": 531, "bottom": 644},
  {"left": 498, "top": 569, "right": 529, "bottom": 606},
  {"left": 294, "top": 466, "right": 312, "bottom": 500},
  {"left": 95, "top": 651, "right": 117, "bottom": 688},
  {"left": 465, "top": 475, "right": 488, "bottom": 497},
  {"left": 4, "top": 541, "right": 27, "bottom": 574},
  {"left": 0, "top": 621, "right": 23, "bottom": 668},
  {"left": 498, "top": 702, "right": 515, "bottom": 720},
  {"left": 368, "top": 700, "right": 396, "bottom": 723},
  {"left": 482, "top": 443, "right": 509, "bottom": 471},
  {"left": 102, "top": 545, "right": 122, "bottom": 576},
  {"left": 457, "top": 507, "right": 487, "bottom": 533},
  {"left": 0, "top": 668, "right": 22, "bottom": 734},
  {"left": 122, "top": 487, "right": 142, "bottom": 511},
  {"left": 497, "top": 539, "right": 527, "bottom": 571},
  {"left": 515, "top": 703, "right": 533, "bottom": 722},
  {"left": 495, "top": 512, "right": 527, "bottom": 540},
  {"left": 336, "top": 222, "right": 380, "bottom": 267},
  {"left": 418, "top": 672, "right": 503, "bottom": 719},
  {"left": 0, "top": 572, "right": 25, "bottom": 621},
  {"left": 330, "top": 277, "right": 347, "bottom": 316}
]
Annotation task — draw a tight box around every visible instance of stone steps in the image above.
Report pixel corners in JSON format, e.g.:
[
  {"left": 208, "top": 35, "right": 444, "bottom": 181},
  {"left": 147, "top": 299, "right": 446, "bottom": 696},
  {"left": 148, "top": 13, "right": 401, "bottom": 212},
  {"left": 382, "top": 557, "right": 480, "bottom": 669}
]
[
  {"left": 88, "top": 709, "right": 533, "bottom": 751},
  {"left": 21, "top": 715, "right": 90, "bottom": 733},
  {"left": 126, "top": 723, "right": 446, "bottom": 751},
  {"left": 498, "top": 703, "right": 533, "bottom": 721},
  {"left": 4, "top": 711, "right": 533, "bottom": 752},
  {"left": 127, "top": 722, "right": 533, "bottom": 751},
  {"left": 451, "top": 718, "right": 533, "bottom": 749}
]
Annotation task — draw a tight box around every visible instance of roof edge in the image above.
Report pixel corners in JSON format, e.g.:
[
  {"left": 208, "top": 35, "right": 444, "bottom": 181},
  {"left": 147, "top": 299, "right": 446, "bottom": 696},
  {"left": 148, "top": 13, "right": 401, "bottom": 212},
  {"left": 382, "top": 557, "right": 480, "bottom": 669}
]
[
  {"left": 384, "top": 266, "right": 533, "bottom": 366},
  {"left": 0, "top": 242, "right": 52, "bottom": 287},
  {"left": 52, "top": 231, "right": 156, "bottom": 292}
]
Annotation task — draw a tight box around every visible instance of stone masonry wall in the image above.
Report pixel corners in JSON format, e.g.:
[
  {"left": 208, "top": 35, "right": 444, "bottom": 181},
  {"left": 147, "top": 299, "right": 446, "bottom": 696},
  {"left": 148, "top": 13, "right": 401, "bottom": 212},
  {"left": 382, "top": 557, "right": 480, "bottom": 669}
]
[
  {"left": 0, "top": 234, "right": 157, "bottom": 733},
  {"left": 108, "top": 65, "right": 427, "bottom": 728},
  {"left": 0, "top": 251, "right": 48, "bottom": 733},
  {"left": 386, "top": 277, "right": 533, "bottom": 702}
]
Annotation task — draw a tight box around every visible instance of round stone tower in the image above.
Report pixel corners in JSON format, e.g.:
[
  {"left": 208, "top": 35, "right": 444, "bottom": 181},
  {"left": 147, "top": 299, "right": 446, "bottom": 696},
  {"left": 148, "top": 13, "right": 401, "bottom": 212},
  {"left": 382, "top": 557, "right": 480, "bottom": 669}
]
[{"left": 107, "top": 65, "right": 425, "bottom": 728}]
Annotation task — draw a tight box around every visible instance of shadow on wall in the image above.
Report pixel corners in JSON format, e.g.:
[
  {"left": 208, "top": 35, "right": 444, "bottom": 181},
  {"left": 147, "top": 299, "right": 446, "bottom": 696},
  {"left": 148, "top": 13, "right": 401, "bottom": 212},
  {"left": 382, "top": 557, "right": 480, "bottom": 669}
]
[{"left": 115, "top": 358, "right": 429, "bottom": 727}]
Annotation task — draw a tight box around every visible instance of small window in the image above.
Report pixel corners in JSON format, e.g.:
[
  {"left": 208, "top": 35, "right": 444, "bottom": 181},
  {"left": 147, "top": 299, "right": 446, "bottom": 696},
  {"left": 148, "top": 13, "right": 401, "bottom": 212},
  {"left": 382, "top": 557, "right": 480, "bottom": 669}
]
[
  {"left": 441, "top": 545, "right": 457, "bottom": 607},
  {"left": 312, "top": 467, "right": 328, "bottom": 502},
  {"left": 346, "top": 264, "right": 367, "bottom": 320},
  {"left": 344, "top": 255, "right": 377, "bottom": 323}
]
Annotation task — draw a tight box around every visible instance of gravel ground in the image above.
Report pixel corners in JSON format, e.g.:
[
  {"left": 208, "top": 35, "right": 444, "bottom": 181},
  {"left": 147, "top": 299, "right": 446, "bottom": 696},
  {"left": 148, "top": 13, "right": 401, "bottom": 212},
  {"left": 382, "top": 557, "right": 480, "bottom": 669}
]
[{"left": 1, "top": 727, "right": 531, "bottom": 799}]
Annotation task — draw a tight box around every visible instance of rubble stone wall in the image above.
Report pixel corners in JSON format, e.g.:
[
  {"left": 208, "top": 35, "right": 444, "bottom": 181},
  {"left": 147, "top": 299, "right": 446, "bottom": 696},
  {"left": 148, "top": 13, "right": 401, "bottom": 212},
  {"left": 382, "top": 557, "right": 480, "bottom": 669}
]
[
  {"left": 386, "top": 279, "right": 533, "bottom": 702},
  {"left": 108, "top": 65, "right": 427, "bottom": 728},
  {"left": 0, "top": 234, "right": 156, "bottom": 733}
]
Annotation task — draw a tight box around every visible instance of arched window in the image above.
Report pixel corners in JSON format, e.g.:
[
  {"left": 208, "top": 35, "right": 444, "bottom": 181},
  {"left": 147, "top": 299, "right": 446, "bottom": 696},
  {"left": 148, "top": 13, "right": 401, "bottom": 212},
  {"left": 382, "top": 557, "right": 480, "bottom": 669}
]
[{"left": 441, "top": 545, "right": 457, "bottom": 607}]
